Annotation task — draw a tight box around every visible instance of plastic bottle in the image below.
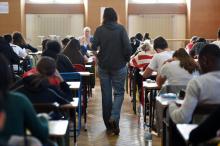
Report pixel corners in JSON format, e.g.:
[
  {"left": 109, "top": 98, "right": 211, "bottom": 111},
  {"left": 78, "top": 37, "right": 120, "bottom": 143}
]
[{"left": 144, "top": 125, "right": 152, "bottom": 146}]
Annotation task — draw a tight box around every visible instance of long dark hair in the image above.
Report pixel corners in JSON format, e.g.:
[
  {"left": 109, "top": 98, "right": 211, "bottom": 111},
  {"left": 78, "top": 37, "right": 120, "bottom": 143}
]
[
  {"left": 63, "top": 38, "right": 84, "bottom": 64},
  {"left": 102, "top": 7, "right": 118, "bottom": 25},
  {"left": 42, "top": 40, "right": 61, "bottom": 60},
  {"left": 12, "top": 32, "right": 27, "bottom": 46},
  {"left": 0, "top": 54, "right": 12, "bottom": 98},
  {"left": 173, "top": 48, "right": 199, "bottom": 74}
]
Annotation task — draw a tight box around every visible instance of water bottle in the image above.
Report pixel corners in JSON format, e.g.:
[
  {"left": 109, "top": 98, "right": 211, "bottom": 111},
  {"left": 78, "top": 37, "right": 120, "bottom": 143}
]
[{"left": 144, "top": 125, "right": 152, "bottom": 146}]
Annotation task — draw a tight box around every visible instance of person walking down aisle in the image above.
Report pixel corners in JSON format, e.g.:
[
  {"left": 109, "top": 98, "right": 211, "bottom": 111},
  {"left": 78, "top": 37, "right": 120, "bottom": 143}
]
[{"left": 92, "top": 8, "right": 132, "bottom": 135}]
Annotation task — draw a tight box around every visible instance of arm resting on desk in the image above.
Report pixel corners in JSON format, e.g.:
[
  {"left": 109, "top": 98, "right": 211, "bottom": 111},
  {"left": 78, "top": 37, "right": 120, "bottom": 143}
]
[
  {"left": 156, "top": 75, "right": 166, "bottom": 88},
  {"left": 143, "top": 67, "right": 154, "bottom": 78},
  {"left": 168, "top": 79, "right": 199, "bottom": 124}
]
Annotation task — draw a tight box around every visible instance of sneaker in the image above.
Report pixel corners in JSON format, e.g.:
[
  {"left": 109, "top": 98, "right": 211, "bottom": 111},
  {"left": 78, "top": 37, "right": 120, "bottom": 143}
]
[{"left": 109, "top": 118, "right": 120, "bottom": 135}]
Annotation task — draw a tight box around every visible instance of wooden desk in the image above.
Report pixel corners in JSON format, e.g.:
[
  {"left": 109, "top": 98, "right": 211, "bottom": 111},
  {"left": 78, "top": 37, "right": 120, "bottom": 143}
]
[
  {"left": 85, "top": 65, "right": 92, "bottom": 68},
  {"left": 49, "top": 120, "right": 69, "bottom": 137},
  {"left": 143, "top": 81, "right": 161, "bottom": 131},
  {"left": 61, "top": 98, "right": 79, "bottom": 146},
  {"left": 176, "top": 124, "right": 198, "bottom": 143},
  {"left": 78, "top": 71, "right": 93, "bottom": 76},
  {"left": 156, "top": 96, "right": 183, "bottom": 146},
  {"left": 67, "top": 82, "right": 81, "bottom": 89},
  {"left": 77, "top": 72, "right": 93, "bottom": 131},
  {"left": 139, "top": 71, "right": 157, "bottom": 77}
]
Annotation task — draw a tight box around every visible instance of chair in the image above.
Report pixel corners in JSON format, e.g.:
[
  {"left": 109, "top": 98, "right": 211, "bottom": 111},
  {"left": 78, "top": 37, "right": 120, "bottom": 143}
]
[
  {"left": 166, "top": 104, "right": 220, "bottom": 146},
  {"left": 60, "top": 72, "right": 82, "bottom": 133}
]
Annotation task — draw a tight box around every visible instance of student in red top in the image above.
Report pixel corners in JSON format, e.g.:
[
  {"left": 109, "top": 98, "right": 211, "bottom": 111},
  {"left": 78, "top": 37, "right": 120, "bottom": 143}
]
[
  {"left": 129, "top": 40, "right": 155, "bottom": 106},
  {"left": 23, "top": 67, "right": 61, "bottom": 86}
]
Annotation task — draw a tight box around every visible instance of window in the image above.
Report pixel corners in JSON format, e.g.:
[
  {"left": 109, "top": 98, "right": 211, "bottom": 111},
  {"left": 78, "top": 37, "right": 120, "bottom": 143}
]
[
  {"left": 129, "top": 0, "right": 185, "bottom": 4},
  {"left": 0, "top": 2, "right": 9, "bottom": 14},
  {"left": 27, "top": 0, "right": 83, "bottom": 4}
]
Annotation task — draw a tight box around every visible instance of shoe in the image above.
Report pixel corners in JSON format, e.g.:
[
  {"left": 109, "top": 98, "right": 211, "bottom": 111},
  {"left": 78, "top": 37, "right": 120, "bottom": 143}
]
[
  {"left": 109, "top": 118, "right": 120, "bottom": 135},
  {"left": 106, "top": 128, "right": 112, "bottom": 135}
]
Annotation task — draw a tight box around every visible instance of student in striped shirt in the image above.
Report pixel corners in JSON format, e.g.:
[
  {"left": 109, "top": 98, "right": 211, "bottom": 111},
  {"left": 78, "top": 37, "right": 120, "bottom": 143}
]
[
  {"left": 129, "top": 40, "right": 155, "bottom": 106},
  {"left": 129, "top": 40, "right": 154, "bottom": 70}
]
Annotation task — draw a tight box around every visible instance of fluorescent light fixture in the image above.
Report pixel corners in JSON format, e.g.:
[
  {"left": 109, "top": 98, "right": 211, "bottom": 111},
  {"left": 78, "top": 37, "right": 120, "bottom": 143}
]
[
  {"left": 55, "top": 0, "right": 83, "bottom": 4},
  {"left": 129, "top": 0, "right": 185, "bottom": 3},
  {"left": 28, "top": 0, "right": 53, "bottom": 3},
  {"left": 0, "top": 2, "right": 9, "bottom": 14},
  {"left": 27, "top": 0, "right": 83, "bottom": 4}
]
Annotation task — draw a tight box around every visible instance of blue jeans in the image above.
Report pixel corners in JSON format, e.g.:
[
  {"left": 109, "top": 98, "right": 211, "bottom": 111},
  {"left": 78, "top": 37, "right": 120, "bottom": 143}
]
[{"left": 98, "top": 66, "right": 127, "bottom": 128}]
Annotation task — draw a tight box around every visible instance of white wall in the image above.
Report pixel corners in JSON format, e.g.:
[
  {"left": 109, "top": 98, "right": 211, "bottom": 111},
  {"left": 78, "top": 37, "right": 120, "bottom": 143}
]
[
  {"left": 26, "top": 14, "right": 84, "bottom": 49},
  {"left": 128, "top": 14, "right": 186, "bottom": 49}
]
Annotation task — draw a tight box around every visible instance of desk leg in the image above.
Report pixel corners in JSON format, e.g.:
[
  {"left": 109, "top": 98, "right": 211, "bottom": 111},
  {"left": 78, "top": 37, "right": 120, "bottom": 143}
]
[
  {"left": 74, "top": 108, "right": 77, "bottom": 146},
  {"left": 151, "top": 90, "right": 157, "bottom": 131},
  {"left": 83, "top": 77, "right": 88, "bottom": 131},
  {"left": 144, "top": 89, "right": 147, "bottom": 125},
  {"left": 133, "top": 75, "right": 137, "bottom": 114},
  {"left": 149, "top": 89, "right": 153, "bottom": 132}
]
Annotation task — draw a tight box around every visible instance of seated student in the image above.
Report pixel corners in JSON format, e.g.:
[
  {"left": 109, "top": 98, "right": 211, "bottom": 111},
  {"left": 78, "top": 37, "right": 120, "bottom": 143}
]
[
  {"left": 14, "top": 56, "right": 72, "bottom": 104},
  {"left": 0, "top": 54, "right": 49, "bottom": 144},
  {"left": 189, "top": 40, "right": 208, "bottom": 59},
  {"left": 12, "top": 32, "right": 38, "bottom": 53},
  {"left": 129, "top": 40, "right": 154, "bottom": 107},
  {"left": 130, "top": 36, "right": 141, "bottom": 55},
  {"left": 143, "top": 36, "right": 174, "bottom": 78},
  {"left": 79, "top": 27, "right": 93, "bottom": 51},
  {"left": 143, "top": 32, "right": 151, "bottom": 42},
  {"left": 42, "top": 40, "right": 75, "bottom": 72},
  {"left": 212, "top": 28, "right": 220, "bottom": 48},
  {"left": 63, "top": 38, "right": 88, "bottom": 65},
  {"left": 4, "top": 34, "right": 27, "bottom": 59},
  {"left": 41, "top": 38, "right": 50, "bottom": 52},
  {"left": 189, "top": 106, "right": 220, "bottom": 144},
  {"left": 0, "top": 36, "right": 20, "bottom": 65},
  {"left": 169, "top": 44, "right": 220, "bottom": 124},
  {"left": 129, "top": 40, "right": 154, "bottom": 70},
  {"left": 185, "top": 36, "right": 198, "bottom": 54},
  {"left": 61, "top": 38, "right": 70, "bottom": 49},
  {"left": 157, "top": 48, "right": 199, "bottom": 89}
]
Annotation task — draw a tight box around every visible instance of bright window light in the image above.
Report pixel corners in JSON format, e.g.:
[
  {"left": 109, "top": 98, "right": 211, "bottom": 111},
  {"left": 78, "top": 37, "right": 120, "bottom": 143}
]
[
  {"left": 55, "top": 0, "right": 83, "bottom": 4},
  {"left": 27, "top": 0, "right": 83, "bottom": 4},
  {"left": 129, "top": 0, "right": 186, "bottom": 4}
]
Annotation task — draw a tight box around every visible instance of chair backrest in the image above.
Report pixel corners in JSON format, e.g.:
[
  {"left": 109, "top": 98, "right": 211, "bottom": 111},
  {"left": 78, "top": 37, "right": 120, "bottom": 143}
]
[
  {"left": 167, "top": 103, "right": 220, "bottom": 146},
  {"left": 193, "top": 104, "right": 220, "bottom": 116},
  {"left": 73, "top": 64, "right": 86, "bottom": 72},
  {"left": 60, "top": 72, "right": 81, "bottom": 82}
]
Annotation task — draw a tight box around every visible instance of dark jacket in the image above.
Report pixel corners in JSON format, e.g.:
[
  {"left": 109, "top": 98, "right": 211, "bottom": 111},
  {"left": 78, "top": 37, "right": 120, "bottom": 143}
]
[
  {"left": 0, "top": 38, "right": 20, "bottom": 65},
  {"left": 42, "top": 50, "right": 75, "bottom": 73},
  {"left": 56, "top": 54, "right": 76, "bottom": 72},
  {"left": 20, "top": 44, "right": 38, "bottom": 52},
  {"left": 92, "top": 22, "right": 132, "bottom": 70},
  {"left": 63, "top": 48, "right": 84, "bottom": 65},
  {"left": 14, "top": 75, "right": 72, "bottom": 105}
]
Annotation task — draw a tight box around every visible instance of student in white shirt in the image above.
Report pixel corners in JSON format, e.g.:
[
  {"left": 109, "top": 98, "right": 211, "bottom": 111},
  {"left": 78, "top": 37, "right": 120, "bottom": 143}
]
[
  {"left": 4, "top": 34, "right": 27, "bottom": 59},
  {"left": 169, "top": 44, "right": 220, "bottom": 124},
  {"left": 156, "top": 48, "right": 199, "bottom": 88},
  {"left": 143, "top": 36, "right": 174, "bottom": 78}
]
